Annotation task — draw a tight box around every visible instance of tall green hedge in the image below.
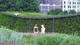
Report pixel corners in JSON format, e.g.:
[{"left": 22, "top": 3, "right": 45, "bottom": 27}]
[
  {"left": 54, "top": 15, "right": 80, "bottom": 35},
  {"left": 0, "top": 14, "right": 53, "bottom": 32},
  {"left": 1, "top": 13, "right": 80, "bottom": 35}
]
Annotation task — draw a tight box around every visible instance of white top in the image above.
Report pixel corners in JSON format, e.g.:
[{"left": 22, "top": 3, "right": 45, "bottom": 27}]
[
  {"left": 34, "top": 26, "right": 38, "bottom": 28},
  {"left": 41, "top": 25, "right": 46, "bottom": 34}
]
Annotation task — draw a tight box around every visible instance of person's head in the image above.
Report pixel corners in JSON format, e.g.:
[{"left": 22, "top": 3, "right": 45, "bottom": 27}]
[
  {"left": 35, "top": 24, "right": 37, "bottom": 26},
  {"left": 41, "top": 24, "right": 44, "bottom": 27}
]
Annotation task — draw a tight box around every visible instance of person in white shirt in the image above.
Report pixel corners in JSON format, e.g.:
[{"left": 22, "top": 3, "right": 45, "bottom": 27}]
[{"left": 41, "top": 24, "right": 46, "bottom": 34}]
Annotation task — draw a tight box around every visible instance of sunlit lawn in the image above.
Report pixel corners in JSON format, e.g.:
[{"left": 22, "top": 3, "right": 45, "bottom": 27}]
[{"left": 3, "top": 11, "right": 46, "bottom": 16}]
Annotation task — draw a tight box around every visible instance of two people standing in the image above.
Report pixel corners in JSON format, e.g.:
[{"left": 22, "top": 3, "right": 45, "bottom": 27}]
[{"left": 33, "top": 24, "right": 46, "bottom": 34}]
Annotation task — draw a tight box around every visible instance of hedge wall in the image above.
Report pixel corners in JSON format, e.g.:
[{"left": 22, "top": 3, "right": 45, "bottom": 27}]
[
  {"left": 1, "top": 13, "right": 80, "bottom": 35},
  {"left": 0, "top": 14, "right": 53, "bottom": 32},
  {"left": 54, "top": 15, "right": 80, "bottom": 35}
]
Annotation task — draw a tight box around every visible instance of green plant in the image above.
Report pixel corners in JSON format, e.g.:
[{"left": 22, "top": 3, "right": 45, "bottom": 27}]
[
  {"left": 0, "top": 27, "right": 26, "bottom": 44},
  {"left": 60, "top": 36, "right": 80, "bottom": 45},
  {"left": 54, "top": 15, "right": 80, "bottom": 35},
  {"left": 24, "top": 34, "right": 80, "bottom": 45}
]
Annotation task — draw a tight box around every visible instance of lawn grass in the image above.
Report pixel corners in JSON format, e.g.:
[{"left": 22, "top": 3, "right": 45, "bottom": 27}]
[
  {"left": 3, "top": 11, "right": 46, "bottom": 16},
  {"left": 1, "top": 11, "right": 75, "bottom": 17},
  {"left": 20, "top": 12, "right": 46, "bottom": 16}
]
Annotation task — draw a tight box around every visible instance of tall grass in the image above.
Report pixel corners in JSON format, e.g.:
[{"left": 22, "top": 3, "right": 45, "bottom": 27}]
[
  {"left": 24, "top": 34, "right": 80, "bottom": 45},
  {"left": 0, "top": 26, "right": 26, "bottom": 45},
  {"left": 0, "top": 26, "right": 80, "bottom": 45}
]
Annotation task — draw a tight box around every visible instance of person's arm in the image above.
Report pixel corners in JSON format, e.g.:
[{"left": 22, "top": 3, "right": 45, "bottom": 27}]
[{"left": 33, "top": 27, "right": 35, "bottom": 33}]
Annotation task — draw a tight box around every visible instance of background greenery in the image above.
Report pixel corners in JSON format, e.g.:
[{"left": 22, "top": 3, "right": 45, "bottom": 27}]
[
  {"left": 54, "top": 15, "right": 80, "bottom": 35},
  {"left": 0, "top": 0, "right": 39, "bottom": 12},
  {"left": 48, "top": 9, "right": 77, "bottom": 15}
]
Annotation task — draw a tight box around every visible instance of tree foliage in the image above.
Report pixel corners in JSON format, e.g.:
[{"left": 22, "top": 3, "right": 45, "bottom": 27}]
[
  {"left": 0, "top": 0, "right": 39, "bottom": 12},
  {"left": 69, "top": 10, "right": 76, "bottom": 14}
]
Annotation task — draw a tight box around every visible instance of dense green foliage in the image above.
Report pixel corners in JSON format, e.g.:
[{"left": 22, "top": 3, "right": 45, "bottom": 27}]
[
  {"left": 48, "top": 9, "right": 79, "bottom": 15},
  {"left": 48, "top": 9, "right": 68, "bottom": 15},
  {"left": 0, "top": 13, "right": 53, "bottom": 32},
  {"left": 0, "top": 0, "right": 39, "bottom": 12},
  {"left": 54, "top": 15, "right": 80, "bottom": 35},
  {"left": 24, "top": 34, "right": 80, "bottom": 45}
]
